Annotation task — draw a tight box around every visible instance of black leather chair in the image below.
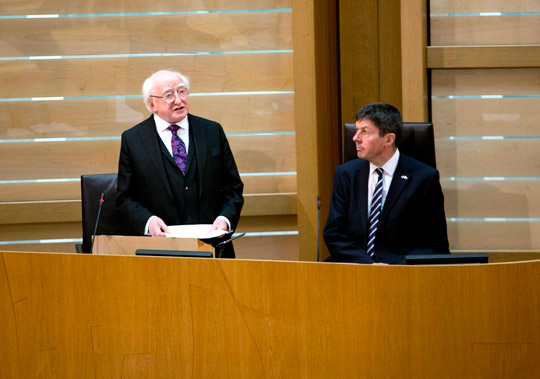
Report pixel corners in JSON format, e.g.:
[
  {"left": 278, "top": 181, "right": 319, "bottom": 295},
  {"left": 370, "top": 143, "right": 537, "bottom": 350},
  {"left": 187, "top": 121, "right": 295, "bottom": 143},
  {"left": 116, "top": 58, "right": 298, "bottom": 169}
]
[
  {"left": 343, "top": 122, "right": 437, "bottom": 168},
  {"left": 78, "top": 173, "right": 135, "bottom": 254}
]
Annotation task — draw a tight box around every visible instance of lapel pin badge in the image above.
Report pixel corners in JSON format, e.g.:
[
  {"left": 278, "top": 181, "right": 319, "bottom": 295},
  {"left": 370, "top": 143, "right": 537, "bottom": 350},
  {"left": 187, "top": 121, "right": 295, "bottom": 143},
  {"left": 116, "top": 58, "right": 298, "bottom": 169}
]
[{"left": 401, "top": 175, "right": 408, "bottom": 180}]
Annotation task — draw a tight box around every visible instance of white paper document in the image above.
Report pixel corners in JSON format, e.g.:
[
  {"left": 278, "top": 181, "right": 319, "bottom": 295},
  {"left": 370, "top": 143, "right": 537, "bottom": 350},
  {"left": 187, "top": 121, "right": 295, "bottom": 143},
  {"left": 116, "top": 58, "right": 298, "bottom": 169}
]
[{"left": 165, "top": 224, "right": 228, "bottom": 239}]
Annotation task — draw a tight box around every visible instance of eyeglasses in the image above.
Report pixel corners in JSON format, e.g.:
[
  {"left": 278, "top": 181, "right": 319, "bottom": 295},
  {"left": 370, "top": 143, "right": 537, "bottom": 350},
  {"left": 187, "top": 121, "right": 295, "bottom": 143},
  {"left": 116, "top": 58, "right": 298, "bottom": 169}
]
[{"left": 150, "top": 88, "right": 189, "bottom": 103}]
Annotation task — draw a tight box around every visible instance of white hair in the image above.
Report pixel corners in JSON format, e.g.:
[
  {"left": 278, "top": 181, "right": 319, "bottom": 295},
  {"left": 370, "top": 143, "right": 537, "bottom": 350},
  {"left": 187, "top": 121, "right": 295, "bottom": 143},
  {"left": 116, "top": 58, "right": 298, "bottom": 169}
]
[{"left": 142, "top": 69, "right": 191, "bottom": 113}]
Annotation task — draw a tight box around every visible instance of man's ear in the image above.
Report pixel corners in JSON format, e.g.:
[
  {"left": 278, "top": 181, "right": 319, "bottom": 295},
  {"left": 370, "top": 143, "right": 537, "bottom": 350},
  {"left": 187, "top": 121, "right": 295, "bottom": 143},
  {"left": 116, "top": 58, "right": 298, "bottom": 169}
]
[
  {"left": 385, "top": 133, "right": 396, "bottom": 146},
  {"left": 148, "top": 99, "right": 156, "bottom": 112}
]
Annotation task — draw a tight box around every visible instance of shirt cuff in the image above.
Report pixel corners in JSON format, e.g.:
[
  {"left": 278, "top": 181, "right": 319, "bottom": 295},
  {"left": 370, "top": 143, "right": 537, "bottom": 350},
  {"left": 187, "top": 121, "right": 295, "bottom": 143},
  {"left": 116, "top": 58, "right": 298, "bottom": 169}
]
[
  {"left": 216, "top": 216, "right": 232, "bottom": 232},
  {"left": 144, "top": 216, "right": 158, "bottom": 235}
]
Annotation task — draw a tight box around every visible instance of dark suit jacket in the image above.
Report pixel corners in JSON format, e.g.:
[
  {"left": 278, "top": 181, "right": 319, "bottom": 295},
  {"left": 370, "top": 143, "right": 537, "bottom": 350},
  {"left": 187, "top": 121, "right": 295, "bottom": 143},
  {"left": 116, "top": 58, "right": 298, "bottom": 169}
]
[
  {"left": 323, "top": 154, "right": 449, "bottom": 264},
  {"left": 116, "top": 114, "right": 244, "bottom": 254}
]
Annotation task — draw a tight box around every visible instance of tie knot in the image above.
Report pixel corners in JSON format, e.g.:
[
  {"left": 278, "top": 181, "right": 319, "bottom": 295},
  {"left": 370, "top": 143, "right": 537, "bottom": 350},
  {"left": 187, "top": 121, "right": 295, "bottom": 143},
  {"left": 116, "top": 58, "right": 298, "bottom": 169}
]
[
  {"left": 375, "top": 168, "right": 384, "bottom": 177},
  {"left": 168, "top": 124, "right": 179, "bottom": 134}
]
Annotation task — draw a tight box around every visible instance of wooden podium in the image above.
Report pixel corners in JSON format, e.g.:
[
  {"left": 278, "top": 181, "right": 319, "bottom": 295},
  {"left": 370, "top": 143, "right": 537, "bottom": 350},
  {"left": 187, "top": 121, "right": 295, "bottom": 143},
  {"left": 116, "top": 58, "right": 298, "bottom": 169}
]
[
  {"left": 93, "top": 235, "right": 213, "bottom": 256},
  {"left": 1, "top": 252, "right": 539, "bottom": 378}
]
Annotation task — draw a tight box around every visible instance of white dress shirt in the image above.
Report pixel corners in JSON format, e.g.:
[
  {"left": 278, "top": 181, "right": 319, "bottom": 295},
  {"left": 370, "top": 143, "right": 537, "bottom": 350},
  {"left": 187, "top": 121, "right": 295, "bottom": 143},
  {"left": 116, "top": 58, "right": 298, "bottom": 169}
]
[
  {"left": 367, "top": 149, "right": 400, "bottom": 214},
  {"left": 154, "top": 114, "right": 190, "bottom": 154},
  {"left": 144, "top": 114, "right": 231, "bottom": 234}
]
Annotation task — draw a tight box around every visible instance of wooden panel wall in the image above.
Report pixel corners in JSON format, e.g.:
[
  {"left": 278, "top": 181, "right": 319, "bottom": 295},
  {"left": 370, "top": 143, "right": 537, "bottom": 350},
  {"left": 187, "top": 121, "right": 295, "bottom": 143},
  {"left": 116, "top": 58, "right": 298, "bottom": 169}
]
[
  {"left": 0, "top": 1, "right": 297, "bottom": 258},
  {"left": 2, "top": 252, "right": 540, "bottom": 377},
  {"left": 428, "top": 1, "right": 540, "bottom": 253},
  {"left": 293, "top": 0, "right": 340, "bottom": 261},
  {"left": 339, "top": 0, "right": 403, "bottom": 127}
]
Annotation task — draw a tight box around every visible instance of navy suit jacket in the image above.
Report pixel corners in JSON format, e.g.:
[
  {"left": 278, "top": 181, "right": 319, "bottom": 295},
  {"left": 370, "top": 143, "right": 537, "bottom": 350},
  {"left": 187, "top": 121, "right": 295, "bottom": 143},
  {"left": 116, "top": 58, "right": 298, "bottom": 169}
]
[
  {"left": 323, "top": 154, "right": 449, "bottom": 264},
  {"left": 116, "top": 114, "right": 244, "bottom": 239}
]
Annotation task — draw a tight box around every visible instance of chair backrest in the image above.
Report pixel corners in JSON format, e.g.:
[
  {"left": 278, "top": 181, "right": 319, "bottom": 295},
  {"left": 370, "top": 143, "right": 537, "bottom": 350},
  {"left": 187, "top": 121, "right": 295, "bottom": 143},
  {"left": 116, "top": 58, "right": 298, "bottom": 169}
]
[
  {"left": 343, "top": 122, "right": 437, "bottom": 168},
  {"left": 80, "top": 173, "right": 134, "bottom": 254}
]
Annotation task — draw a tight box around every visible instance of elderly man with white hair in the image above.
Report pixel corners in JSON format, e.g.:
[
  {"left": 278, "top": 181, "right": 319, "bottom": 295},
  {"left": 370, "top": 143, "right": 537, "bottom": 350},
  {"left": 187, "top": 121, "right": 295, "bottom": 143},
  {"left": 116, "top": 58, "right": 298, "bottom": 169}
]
[{"left": 116, "top": 69, "right": 244, "bottom": 258}]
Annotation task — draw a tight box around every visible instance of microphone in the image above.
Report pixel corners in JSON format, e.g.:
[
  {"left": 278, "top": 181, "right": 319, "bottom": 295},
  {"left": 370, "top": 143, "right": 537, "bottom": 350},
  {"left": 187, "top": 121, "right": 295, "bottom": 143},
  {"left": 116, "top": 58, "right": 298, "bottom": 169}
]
[
  {"left": 317, "top": 194, "right": 321, "bottom": 262},
  {"left": 89, "top": 192, "right": 105, "bottom": 254},
  {"left": 215, "top": 232, "right": 246, "bottom": 258}
]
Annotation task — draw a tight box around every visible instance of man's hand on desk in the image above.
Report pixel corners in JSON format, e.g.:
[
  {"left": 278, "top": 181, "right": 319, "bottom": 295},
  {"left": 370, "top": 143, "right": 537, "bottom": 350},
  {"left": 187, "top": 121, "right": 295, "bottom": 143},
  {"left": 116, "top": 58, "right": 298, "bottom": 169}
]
[{"left": 148, "top": 216, "right": 170, "bottom": 237}]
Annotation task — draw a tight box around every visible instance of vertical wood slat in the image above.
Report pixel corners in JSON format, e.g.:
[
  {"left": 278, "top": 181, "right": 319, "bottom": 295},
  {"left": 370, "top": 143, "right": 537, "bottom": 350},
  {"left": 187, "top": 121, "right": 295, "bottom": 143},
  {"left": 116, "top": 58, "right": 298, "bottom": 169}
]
[
  {"left": 378, "top": 0, "right": 403, "bottom": 108},
  {"left": 339, "top": 0, "right": 404, "bottom": 120},
  {"left": 338, "top": 0, "right": 380, "bottom": 124},
  {"left": 293, "top": 0, "right": 340, "bottom": 261},
  {"left": 400, "top": 0, "right": 428, "bottom": 121}
]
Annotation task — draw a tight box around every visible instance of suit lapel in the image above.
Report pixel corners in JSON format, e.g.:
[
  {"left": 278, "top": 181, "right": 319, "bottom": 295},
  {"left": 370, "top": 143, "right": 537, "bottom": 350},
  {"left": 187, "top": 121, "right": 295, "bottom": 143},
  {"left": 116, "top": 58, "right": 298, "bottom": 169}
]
[
  {"left": 137, "top": 116, "right": 174, "bottom": 201},
  {"left": 354, "top": 161, "right": 370, "bottom": 232},
  {"left": 189, "top": 115, "right": 208, "bottom": 198},
  {"left": 380, "top": 156, "right": 411, "bottom": 223}
]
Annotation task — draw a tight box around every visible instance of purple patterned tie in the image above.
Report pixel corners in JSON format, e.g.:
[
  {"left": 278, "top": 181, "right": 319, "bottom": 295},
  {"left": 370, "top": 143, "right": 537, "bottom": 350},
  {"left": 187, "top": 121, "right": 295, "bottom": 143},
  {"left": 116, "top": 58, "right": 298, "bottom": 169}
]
[{"left": 168, "top": 124, "right": 187, "bottom": 175}]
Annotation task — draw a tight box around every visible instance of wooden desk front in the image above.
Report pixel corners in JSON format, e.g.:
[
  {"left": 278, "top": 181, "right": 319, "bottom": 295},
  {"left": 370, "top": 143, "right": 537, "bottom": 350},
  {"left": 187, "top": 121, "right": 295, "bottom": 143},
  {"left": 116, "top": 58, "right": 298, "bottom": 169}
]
[{"left": 1, "top": 252, "right": 539, "bottom": 378}]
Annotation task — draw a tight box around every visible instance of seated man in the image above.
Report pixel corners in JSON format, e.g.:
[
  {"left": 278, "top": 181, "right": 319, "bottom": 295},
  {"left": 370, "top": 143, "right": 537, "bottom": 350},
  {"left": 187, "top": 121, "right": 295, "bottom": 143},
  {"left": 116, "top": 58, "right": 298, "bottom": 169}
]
[{"left": 323, "top": 102, "right": 449, "bottom": 264}]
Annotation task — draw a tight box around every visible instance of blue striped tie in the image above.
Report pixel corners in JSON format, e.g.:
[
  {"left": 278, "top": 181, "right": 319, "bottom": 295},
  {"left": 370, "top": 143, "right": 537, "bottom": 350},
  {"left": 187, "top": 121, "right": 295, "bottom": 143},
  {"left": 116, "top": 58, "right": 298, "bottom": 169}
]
[{"left": 367, "top": 168, "right": 384, "bottom": 257}]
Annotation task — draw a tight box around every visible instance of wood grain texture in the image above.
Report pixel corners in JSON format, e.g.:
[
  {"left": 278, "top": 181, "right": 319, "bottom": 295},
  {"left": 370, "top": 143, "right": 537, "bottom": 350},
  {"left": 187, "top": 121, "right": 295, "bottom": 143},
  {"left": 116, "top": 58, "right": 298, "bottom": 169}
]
[
  {"left": 94, "top": 235, "right": 212, "bottom": 255},
  {"left": 1, "top": 252, "right": 539, "bottom": 377},
  {"left": 0, "top": 94, "right": 294, "bottom": 139},
  {"left": 431, "top": 15, "right": 540, "bottom": 46},
  {"left": 0, "top": 12, "right": 292, "bottom": 57},
  {"left": 0, "top": 200, "right": 80, "bottom": 225},
  {"left": 0, "top": 193, "right": 296, "bottom": 225},
  {"left": 0, "top": 174, "right": 296, "bottom": 202},
  {"left": 430, "top": 0, "right": 540, "bottom": 13},
  {"left": 0, "top": 236, "right": 298, "bottom": 261},
  {"left": 0, "top": 215, "right": 298, "bottom": 259},
  {"left": 432, "top": 68, "right": 540, "bottom": 95},
  {"left": 0, "top": 0, "right": 292, "bottom": 15},
  {"left": 436, "top": 139, "right": 540, "bottom": 177},
  {"left": 448, "top": 221, "right": 540, "bottom": 250},
  {"left": 378, "top": 0, "right": 402, "bottom": 108},
  {"left": 0, "top": 222, "right": 80, "bottom": 241},
  {"left": 293, "top": 0, "right": 340, "bottom": 261},
  {"left": 442, "top": 180, "right": 540, "bottom": 218},
  {"left": 242, "top": 193, "right": 296, "bottom": 216},
  {"left": 338, "top": 0, "right": 380, "bottom": 123},
  {"left": 234, "top": 234, "right": 298, "bottom": 260},
  {"left": 0, "top": 53, "right": 293, "bottom": 98},
  {"left": 236, "top": 214, "right": 297, "bottom": 232},
  {"left": 432, "top": 97, "right": 540, "bottom": 137},
  {"left": 427, "top": 45, "right": 540, "bottom": 68},
  {"left": 0, "top": 134, "right": 295, "bottom": 180},
  {"left": 400, "top": 0, "right": 428, "bottom": 121}
]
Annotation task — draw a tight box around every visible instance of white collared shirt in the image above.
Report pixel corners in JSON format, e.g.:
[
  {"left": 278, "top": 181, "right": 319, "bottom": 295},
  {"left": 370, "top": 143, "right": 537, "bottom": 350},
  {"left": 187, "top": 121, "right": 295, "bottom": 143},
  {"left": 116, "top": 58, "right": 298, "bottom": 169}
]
[
  {"left": 367, "top": 149, "right": 400, "bottom": 213},
  {"left": 154, "top": 114, "right": 189, "bottom": 155},
  {"left": 144, "top": 113, "right": 232, "bottom": 234}
]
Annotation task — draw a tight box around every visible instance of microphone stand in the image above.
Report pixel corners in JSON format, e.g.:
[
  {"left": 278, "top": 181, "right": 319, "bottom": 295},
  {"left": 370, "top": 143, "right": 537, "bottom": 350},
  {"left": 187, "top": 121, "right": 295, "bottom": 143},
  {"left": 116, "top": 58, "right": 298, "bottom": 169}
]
[
  {"left": 89, "top": 193, "right": 105, "bottom": 254},
  {"left": 215, "top": 233, "right": 246, "bottom": 258},
  {"left": 317, "top": 194, "right": 321, "bottom": 262}
]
